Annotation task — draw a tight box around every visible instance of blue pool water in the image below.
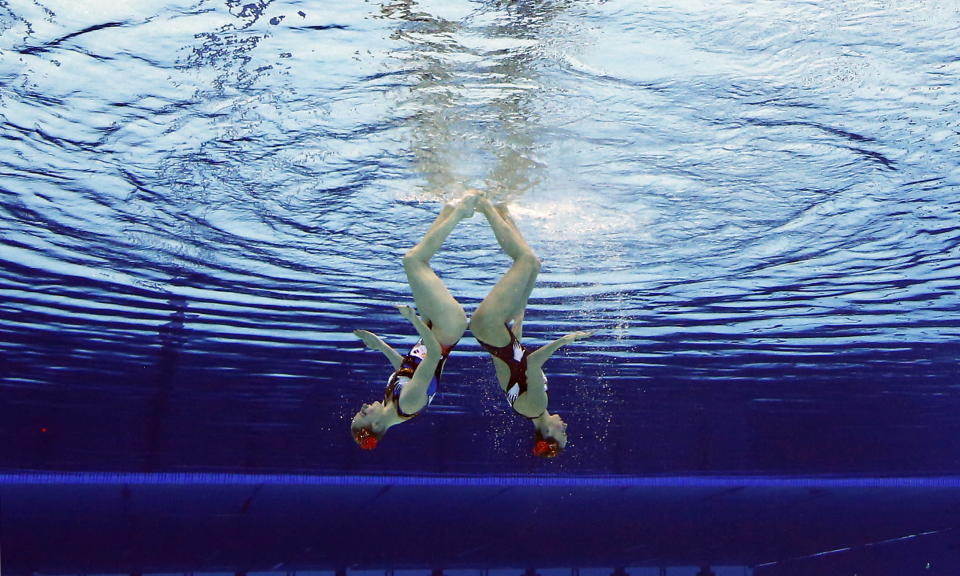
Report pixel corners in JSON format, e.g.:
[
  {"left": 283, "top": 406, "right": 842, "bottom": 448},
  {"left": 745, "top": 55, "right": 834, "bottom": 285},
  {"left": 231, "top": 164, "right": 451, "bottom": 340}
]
[{"left": 1, "top": 0, "right": 960, "bottom": 572}]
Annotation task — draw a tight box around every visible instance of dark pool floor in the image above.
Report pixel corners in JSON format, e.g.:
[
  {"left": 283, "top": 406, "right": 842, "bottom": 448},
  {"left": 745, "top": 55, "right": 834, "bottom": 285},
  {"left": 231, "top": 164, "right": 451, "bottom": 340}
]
[{"left": 3, "top": 474, "right": 960, "bottom": 575}]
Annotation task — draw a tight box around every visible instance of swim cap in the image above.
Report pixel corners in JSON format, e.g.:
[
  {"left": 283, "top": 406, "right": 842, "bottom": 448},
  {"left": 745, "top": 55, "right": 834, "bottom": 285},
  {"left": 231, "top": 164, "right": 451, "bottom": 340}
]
[
  {"left": 355, "top": 427, "right": 379, "bottom": 451},
  {"left": 533, "top": 438, "right": 559, "bottom": 458},
  {"left": 533, "top": 439, "right": 550, "bottom": 456}
]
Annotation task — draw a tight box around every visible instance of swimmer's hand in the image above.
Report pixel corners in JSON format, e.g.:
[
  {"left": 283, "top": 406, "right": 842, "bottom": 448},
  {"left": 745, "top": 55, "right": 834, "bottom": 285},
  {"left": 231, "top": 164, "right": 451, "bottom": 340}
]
[
  {"left": 354, "top": 329, "right": 403, "bottom": 369},
  {"left": 560, "top": 330, "right": 594, "bottom": 344},
  {"left": 528, "top": 330, "right": 594, "bottom": 368},
  {"left": 354, "top": 329, "right": 386, "bottom": 350},
  {"left": 396, "top": 305, "right": 419, "bottom": 323}
]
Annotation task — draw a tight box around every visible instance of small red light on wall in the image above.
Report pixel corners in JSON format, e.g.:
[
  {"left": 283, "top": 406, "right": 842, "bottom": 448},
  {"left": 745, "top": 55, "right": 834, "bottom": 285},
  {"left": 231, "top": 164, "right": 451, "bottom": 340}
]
[{"left": 41, "top": 427, "right": 47, "bottom": 433}]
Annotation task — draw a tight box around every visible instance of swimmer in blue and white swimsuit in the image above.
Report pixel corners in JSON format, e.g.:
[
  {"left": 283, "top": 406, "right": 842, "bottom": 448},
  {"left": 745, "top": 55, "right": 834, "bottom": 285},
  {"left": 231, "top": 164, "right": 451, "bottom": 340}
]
[
  {"left": 383, "top": 340, "right": 454, "bottom": 420},
  {"left": 470, "top": 197, "right": 593, "bottom": 458},
  {"left": 351, "top": 194, "right": 478, "bottom": 450}
]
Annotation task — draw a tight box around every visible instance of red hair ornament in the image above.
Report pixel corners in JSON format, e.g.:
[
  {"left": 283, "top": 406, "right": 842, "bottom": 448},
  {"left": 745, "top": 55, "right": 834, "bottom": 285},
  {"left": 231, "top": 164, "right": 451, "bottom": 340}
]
[
  {"left": 356, "top": 428, "right": 379, "bottom": 451},
  {"left": 533, "top": 439, "right": 553, "bottom": 457}
]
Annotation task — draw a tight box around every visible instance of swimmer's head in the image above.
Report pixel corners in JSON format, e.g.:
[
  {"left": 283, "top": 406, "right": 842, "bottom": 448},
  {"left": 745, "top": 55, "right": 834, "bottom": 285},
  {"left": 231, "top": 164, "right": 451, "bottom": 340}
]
[
  {"left": 351, "top": 401, "right": 388, "bottom": 450},
  {"left": 532, "top": 413, "right": 567, "bottom": 458}
]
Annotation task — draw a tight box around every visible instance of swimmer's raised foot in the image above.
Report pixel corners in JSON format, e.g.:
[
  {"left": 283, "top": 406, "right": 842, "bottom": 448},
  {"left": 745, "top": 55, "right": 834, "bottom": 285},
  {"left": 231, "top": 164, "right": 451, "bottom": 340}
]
[
  {"left": 452, "top": 190, "right": 482, "bottom": 220},
  {"left": 476, "top": 196, "right": 512, "bottom": 221},
  {"left": 477, "top": 196, "right": 497, "bottom": 217}
]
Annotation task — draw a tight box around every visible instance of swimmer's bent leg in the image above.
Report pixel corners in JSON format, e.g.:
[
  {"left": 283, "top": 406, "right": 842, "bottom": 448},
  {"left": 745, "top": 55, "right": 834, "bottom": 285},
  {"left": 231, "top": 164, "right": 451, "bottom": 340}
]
[
  {"left": 403, "top": 199, "right": 475, "bottom": 346},
  {"left": 471, "top": 200, "right": 539, "bottom": 347}
]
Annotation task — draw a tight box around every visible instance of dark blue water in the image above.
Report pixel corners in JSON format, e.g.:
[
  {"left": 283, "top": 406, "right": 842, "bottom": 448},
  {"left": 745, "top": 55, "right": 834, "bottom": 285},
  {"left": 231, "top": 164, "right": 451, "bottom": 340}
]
[{"left": 2, "top": 0, "right": 960, "bottom": 572}]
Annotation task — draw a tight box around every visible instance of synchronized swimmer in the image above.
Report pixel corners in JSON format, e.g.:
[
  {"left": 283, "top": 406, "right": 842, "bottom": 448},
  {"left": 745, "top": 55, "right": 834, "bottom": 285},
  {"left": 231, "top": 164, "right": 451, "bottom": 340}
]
[
  {"left": 350, "top": 193, "right": 478, "bottom": 450},
  {"left": 471, "top": 197, "right": 592, "bottom": 457},
  {"left": 351, "top": 192, "right": 591, "bottom": 457}
]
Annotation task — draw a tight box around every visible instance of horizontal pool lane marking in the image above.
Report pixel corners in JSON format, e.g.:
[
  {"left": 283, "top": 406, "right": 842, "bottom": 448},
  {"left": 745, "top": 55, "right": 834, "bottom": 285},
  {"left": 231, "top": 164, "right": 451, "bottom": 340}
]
[{"left": 4, "top": 472, "right": 960, "bottom": 488}]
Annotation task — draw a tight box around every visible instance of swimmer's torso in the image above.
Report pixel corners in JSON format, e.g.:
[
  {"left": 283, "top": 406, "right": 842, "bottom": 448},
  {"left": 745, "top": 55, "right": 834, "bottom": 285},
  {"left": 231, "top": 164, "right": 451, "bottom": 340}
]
[
  {"left": 477, "top": 326, "right": 548, "bottom": 419},
  {"left": 383, "top": 341, "right": 452, "bottom": 419}
]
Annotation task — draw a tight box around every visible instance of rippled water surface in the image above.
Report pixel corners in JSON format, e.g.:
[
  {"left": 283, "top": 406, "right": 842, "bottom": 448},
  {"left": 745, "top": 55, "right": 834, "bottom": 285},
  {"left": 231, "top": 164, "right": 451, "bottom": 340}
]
[{"left": 1, "top": 0, "right": 959, "bottom": 476}]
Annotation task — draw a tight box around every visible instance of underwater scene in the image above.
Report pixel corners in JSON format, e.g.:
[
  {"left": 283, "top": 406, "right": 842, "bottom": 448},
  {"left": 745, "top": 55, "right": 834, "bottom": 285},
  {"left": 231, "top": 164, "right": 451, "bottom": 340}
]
[{"left": 1, "top": 0, "right": 960, "bottom": 574}]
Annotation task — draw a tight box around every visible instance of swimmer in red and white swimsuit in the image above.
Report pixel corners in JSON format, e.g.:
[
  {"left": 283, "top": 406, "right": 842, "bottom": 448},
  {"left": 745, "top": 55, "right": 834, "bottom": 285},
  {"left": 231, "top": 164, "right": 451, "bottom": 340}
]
[
  {"left": 350, "top": 193, "right": 479, "bottom": 450},
  {"left": 470, "top": 197, "right": 593, "bottom": 458}
]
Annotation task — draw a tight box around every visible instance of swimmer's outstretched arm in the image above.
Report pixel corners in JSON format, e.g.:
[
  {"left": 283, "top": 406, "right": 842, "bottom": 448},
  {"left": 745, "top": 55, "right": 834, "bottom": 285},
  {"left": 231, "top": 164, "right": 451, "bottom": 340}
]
[
  {"left": 526, "top": 330, "right": 594, "bottom": 371},
  {"left": 354, "top": 329, "right": 404, "bottom": 370}
]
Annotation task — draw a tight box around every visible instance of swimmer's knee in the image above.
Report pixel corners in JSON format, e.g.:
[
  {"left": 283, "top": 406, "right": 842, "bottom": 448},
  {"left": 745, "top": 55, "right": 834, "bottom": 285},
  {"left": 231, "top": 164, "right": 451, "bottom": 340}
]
[
  {"left": 402, "top": 249, "right": 425, "bottom": 270},
  {"left": 531, "top": 254, "right": 542, "bottom": 272},
  {"left": 433, "top": 307, "right": 467, "bottom": 344},
  {"left": 447, "top": 301, "right": 468, "bottom": 326},
  {"left": 453, "top": 313, "right": 469, "bottom": 336},
  {"left": 470, "top": 308, "right": 489, "bottom": 330},
  {"left": 518, "top": 252, "right": 541, "bottom": 273},
  {"left": 469, "top": 309, "right": 499, "bottom": 335}
]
